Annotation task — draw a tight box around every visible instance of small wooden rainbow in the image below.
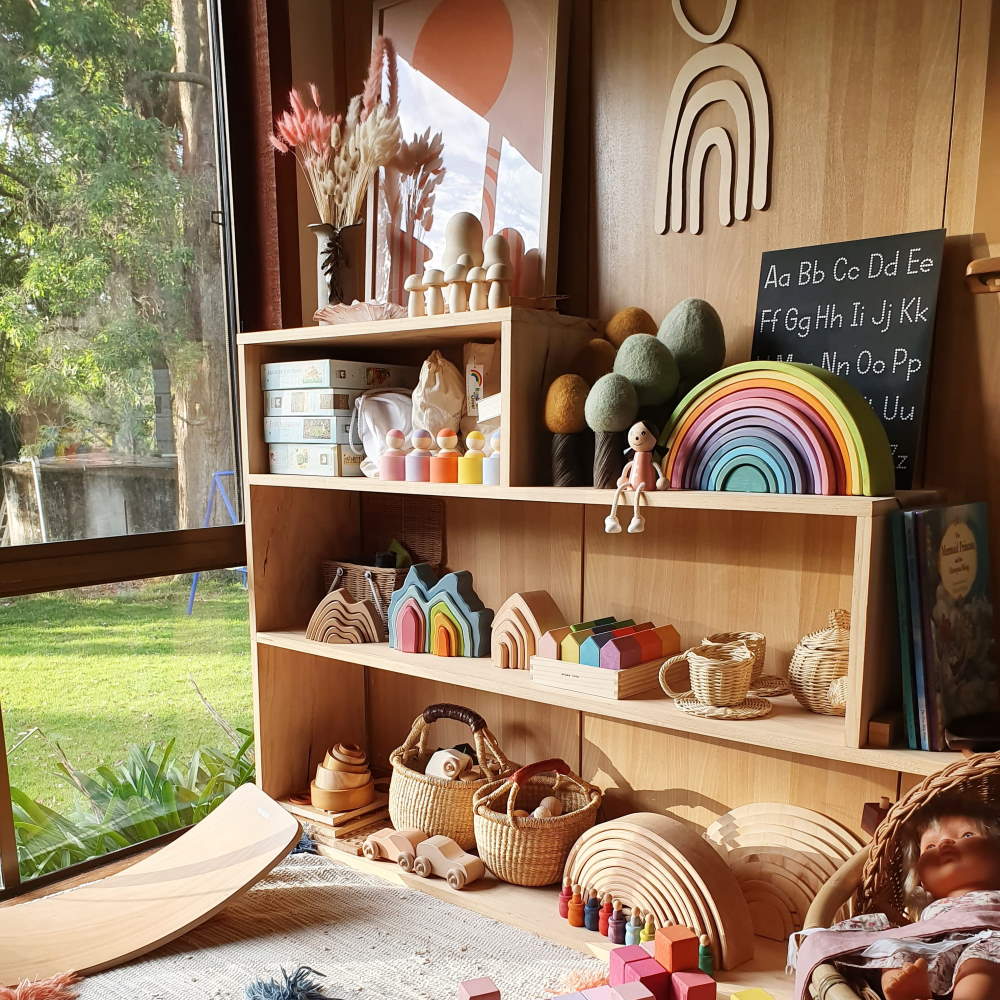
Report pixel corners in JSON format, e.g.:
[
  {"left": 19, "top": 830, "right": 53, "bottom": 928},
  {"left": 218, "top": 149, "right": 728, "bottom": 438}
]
[{"left": 658, "top": 361, "right": 895, "bottom": 496}]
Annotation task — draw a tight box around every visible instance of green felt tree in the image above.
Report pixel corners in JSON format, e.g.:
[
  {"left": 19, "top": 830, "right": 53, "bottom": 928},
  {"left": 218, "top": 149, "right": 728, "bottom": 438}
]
[{"left": 0, "top": 0, "right": 232, "bottom": 526}]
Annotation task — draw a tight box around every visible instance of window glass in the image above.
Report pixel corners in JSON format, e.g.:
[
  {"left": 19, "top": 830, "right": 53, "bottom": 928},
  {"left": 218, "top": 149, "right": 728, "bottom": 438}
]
[
  {"left": 0, "top": 1, "right": 238, "bottom": 545},
  {"left": 1, "top": 573, "right": 251, "bottom": 881}
]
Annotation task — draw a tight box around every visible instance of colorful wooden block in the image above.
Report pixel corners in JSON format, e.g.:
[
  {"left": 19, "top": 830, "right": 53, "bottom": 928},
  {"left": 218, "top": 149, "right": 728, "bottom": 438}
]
[
  {"left": 537, "top": 626, "right": 572, "bottom": 659},
  {"left": 570, "top": 616, "right": 617, "bottom": 632},
  {"left": 655, "top": 926, "right": 699, "bottom": 973},
  {"left": 562, "top": 620, "right": 633, "bottom": 663},
  {"left": 600, "top": 624, "right": 680, "bottom": 670},
  {"left": 582, "top": 989, "right": 619, "bottom": 1000},
  {"left": 579, "top": 623, "right": 651, "bottom": 666},
  {"left": 728, "top": 992, "right": 775, "bottom": 1000},
  {"left": 612, "top": 985, "right": 655, "bottom": 1000},
  {"left": 668, "top": 972, "right": 715, "bottom": 1000},
  {"left": 624, "top": 958, "right": 670, "bottom": 1000},
  {"left": 458, "top": 977, "right": 500, "bottom": 1000},
  {"left": 491, "top": 591, "right": 565, "bottom": 670},
  {"left": 609, "top": 945, "right": 649, "bottom": 986}
]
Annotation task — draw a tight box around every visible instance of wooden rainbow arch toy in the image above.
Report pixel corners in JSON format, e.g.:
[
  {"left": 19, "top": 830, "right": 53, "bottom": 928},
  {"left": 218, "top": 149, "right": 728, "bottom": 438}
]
[{"left": 657, "top": 361, "right": 894, "bottom": 496}]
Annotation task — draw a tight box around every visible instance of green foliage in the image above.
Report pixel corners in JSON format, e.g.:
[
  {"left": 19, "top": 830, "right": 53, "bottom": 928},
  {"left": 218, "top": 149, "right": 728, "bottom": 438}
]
[
  {"left": 13, "top": 732, "right": 255, "bottom": 880},
  {"left": 0, "top": 0, "right": 212, "bottom": 454}
]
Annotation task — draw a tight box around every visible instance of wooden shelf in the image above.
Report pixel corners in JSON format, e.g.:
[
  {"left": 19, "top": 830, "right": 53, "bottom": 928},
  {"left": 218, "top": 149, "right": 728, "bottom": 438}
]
[
  {"left": 314, "top": 848, "right": 792, "bottom": 999},
  {"left": 248, "top": 474, "right": 909, "bottom": 518},
  {"left": 256, "top": 630, "right": 960, "bottom": 776}
]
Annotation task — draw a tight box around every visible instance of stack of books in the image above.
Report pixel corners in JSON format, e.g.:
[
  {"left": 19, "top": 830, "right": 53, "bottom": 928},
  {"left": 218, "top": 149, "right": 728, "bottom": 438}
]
[
  {"left": 262, "top": 358, "right": 418, "bottom": 476},
  {"left": 891, "top": 502, "right": 998, "bottom": 750}
]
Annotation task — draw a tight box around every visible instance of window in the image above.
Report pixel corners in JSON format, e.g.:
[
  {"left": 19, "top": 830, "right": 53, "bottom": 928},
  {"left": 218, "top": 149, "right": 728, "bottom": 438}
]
[{"left": 0, "top": 1, "right": 249, "bottom": 894}]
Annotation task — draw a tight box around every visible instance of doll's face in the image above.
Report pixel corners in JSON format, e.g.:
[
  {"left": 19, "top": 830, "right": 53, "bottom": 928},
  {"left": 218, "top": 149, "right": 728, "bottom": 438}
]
[
  {"left": 628, "top": 423, "right": 656, "bottom": 453},
  {"left": 916, "top": 814, "right": 1000, "bottom": 899}
]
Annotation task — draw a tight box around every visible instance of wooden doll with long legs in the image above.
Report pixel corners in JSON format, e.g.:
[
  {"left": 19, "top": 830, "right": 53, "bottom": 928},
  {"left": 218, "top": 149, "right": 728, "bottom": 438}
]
[{"left": 604, "top": 420, "right": 667, "bottom": 534}]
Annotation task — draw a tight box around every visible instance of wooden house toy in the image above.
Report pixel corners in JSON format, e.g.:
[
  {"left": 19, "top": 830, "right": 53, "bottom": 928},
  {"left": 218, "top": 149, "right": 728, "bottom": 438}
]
[{"left": 388, "top": 564, "right": 494, "bottom": 657}]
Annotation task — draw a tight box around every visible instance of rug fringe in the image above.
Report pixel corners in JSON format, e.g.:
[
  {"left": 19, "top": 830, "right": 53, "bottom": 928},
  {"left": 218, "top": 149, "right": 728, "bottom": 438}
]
[{"left": 0, "top": 972, "right": 80, "bottom": 1000}]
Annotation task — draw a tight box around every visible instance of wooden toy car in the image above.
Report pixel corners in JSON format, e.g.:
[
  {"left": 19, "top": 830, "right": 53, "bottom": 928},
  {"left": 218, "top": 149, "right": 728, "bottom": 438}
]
[
  {"left": 362, "top": 827, "right": 428, "bottom": 868},
  {"left": 409, "top": 834, "right": 485, "bottom": 889}
]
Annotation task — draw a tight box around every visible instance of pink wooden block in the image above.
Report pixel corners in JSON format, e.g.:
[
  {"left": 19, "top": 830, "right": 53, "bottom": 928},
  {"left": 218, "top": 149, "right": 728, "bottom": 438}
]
[
  {"left": 582, "top": 989, "right": 618, "bottom": 1000},
  {"left": 624, "top": 959, "right": 670, "bottom": 1000},
  {"left": 601, "top": 634, "right": 643, "bottom": 670},
  {"left": 458, "top": 977, "right": 501, "bottom": 1000},
  {"left": 613, "top": 985, "right": 655, "bottom": 1000},
  {"left": 537, "top": 626, "right": 571, "bottom": 659},
  {"left": 668, "top": 971, "right": 715, "bottom": 1000},
  {"left": 610, "top": 945, "right": 651, "bottom": 986},
  {"left": 397, "top": 598, "right": 425, "bottom": 653}
]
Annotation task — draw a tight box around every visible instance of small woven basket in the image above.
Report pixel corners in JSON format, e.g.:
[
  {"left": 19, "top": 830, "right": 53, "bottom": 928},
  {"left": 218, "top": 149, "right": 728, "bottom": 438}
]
[
  {"left": 659, "top": 641, "right": 753, "bottom": 707},
  {"left": 789, "top": 609, "right": 851, "bottom": 716},
  {"left": 704, "top": 631, "right": 766, "bottom": 681},
  {"left": 473, "top": 758, "right": 603, "bottom": 887},
  {"left": 388, "top": 703, "right": 516, "bottom": 850}
]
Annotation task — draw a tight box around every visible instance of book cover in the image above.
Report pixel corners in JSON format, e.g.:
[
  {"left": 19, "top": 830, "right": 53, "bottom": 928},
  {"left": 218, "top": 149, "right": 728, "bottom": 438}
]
[
  {"left": 914, "top": 503, "right": 998, "bottom": 749},
  {"left": 903, "top": 510, "right": 931, "bottom": 750},
  {"left": 890, "top": 511, "right": 919, "bottom": 749}
]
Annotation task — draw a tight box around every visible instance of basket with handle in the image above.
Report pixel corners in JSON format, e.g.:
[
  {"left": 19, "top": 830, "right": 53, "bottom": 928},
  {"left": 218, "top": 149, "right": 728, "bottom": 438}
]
[
  {"left": 473, "top": 758, "right": 603, "bottom": 886},
  {"left": 789, "top": 609, "right": 851, "bottom": 716},
  {"left": 388, "top": 703, "right": 516, "bottom": 850},
  {"left": 659, "top": 641, "right": 753, "bottom": 706}
]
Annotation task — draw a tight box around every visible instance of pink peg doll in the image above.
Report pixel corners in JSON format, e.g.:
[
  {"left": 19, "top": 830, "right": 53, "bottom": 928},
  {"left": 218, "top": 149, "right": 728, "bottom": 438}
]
[
  {"left": 604, "top": 420, "right": 667, "bottom": 535},
  {"left": 804, "top": 797, "right": 1000, "bottom": 1000}
]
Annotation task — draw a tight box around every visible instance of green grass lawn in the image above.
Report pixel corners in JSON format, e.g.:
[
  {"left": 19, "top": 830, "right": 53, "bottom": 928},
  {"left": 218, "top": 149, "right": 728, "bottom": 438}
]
[{"left": 0, "top": 576, "right": 252, "bottom": 813}]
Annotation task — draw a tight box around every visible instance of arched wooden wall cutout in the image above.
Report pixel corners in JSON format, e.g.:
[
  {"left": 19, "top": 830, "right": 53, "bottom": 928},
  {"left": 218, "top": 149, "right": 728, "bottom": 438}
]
[
  {"left": 671, "top": 0, "right": 738, "bottom": 44},
  {"left": 688, "top": 126, "right": 734, "bottom": 235},
  {"left": 654, "top": 43, "right": 771, "bottom": 235},
  {"left": 670, "top": 81, "right": 749, "bottom": 232}
]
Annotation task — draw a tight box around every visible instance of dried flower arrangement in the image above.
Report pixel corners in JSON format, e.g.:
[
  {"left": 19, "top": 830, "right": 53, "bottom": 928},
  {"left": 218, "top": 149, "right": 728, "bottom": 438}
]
[
  {"left": 271, "top": 36, "right": 402, "bottom": 229},
  {"left": 383, "top": 126, "right": 446, "bottom": 240}
]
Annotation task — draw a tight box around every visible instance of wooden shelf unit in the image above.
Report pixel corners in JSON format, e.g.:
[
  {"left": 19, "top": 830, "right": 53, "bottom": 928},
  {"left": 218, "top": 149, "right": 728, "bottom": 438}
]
[{"left": 239, "top": 309, "right": 956, "bottom": 995}]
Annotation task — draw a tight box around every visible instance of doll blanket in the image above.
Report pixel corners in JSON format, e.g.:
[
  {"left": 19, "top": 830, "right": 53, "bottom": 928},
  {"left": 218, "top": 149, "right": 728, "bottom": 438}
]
[{"left": 793, "top": 903, "right": 1000, "bottom": 999}]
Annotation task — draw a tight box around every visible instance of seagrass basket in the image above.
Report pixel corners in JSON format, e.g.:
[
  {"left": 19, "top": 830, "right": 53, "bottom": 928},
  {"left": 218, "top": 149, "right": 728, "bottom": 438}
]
[
  {"left": 388, "top": 703, "right": 516, "bottom": 850},
  {"left": 789, "top": 609, "right": 851, "bottom": 716},
  {"left": 704, "top": 631, "right": 766, "bottom": 681},
  {"left": 659, "top": 641, "right": 753, "bottom": 706},
  {"left": 473, "top": 758, "right": 603, "bottom": 887},
  {"left": 802, "top": 750, "right": 1000, "bottom": 1000}
]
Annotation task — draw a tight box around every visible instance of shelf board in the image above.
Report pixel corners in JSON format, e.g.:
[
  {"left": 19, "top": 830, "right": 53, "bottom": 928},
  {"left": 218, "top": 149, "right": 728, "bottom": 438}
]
[
  {"left": 313, "top": 848, "right": 791, "bottom": 998},
  {"left": 247, "top": 474, "right": 907, "bottom": 517},
  {"left": 255, "top": 631, "right": 960, "bottom": 776}
]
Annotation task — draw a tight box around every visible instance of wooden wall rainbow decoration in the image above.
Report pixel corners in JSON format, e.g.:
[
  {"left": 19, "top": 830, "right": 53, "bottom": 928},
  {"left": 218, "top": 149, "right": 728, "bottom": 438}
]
[
  {"left": 388, "top": 563, "right": 493, "bottom": 657},
  {"left": 657, "top": 361, "right": 895, "bottom": 496}
]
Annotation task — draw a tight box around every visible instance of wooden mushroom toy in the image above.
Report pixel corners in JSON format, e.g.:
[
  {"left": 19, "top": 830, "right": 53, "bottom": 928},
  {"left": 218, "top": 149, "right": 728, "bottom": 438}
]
[
  {"left": 404, "top": 273, "right": 425, "bottom": 317},
  {"left": 442, "top": 212, "right": 484, "bottom": 268},
  {"left": 445, "top": 254, "right": 471, "bottom": 313},
  {"left": 423, "top": 268, "right": 446, "bottom": 315},
  {"left": 467, "top": 265, "right": 488, "bottom": 310},
  {"left": 486, "top": 262, "right": 512, "bottom": 309},
  {"left": 483, "top": 232, "right": 510, "bottom": 271}
]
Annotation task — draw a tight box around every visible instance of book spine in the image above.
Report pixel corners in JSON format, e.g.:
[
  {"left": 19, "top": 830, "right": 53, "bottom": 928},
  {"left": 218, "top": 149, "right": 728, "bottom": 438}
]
[
  {"left": 915, "top": 513, "right": 945, "bottom": 750},
  {"left": 903, "top": 511, "right": 930, "bottom": 751},
  {"left": 890, "top": 512, "right": 919, "bottom": 749}
]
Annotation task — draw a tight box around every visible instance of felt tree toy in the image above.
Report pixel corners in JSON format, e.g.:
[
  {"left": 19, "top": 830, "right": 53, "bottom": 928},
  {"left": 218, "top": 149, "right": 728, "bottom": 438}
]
[
  {"left": 613, "top": 334, "right": 680, "bottom": 407},
  {"left": 605, "top": 305, "right": 658, "bottom": 348},
  {"left": 658, "top": 297, "right": 726, "bottom": 395},
  {"left": 544, "top": 374, "right": 591, "bottom": 487},
  {"left": 571, "top": 337, "right": 616, "bottom": 384},
  {"left": 585, "top": 373, "right": 639, "bottom": 489}
]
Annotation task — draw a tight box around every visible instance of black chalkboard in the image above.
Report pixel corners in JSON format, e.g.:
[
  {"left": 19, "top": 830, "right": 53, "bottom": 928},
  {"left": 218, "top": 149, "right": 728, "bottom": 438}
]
[{"left": 751, "top": 228, "right": 945, "bottom": 489}]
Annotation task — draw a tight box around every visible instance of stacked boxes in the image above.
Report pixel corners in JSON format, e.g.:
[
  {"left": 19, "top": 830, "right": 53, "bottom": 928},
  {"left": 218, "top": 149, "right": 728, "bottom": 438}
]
[{"left": 261, "top": 358, "right": 418, "bottom": 477}]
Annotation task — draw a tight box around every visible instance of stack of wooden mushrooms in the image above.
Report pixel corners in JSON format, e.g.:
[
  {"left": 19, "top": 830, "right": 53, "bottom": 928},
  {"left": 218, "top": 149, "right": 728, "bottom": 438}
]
[{"left": 310, "top": 743, "right": 374, "bottom": 812}]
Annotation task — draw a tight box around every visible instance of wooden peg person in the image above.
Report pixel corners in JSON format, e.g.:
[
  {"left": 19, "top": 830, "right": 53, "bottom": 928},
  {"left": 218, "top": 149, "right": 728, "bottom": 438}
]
[
  {"left": 482, "top": 429, "right": 501, "bottom": 486},
  {"left": 404, "top": 273, "right": 425, "bottom": 317},
  {"left": 598, "top": 893, "right": 613, "bottom": 936},
  {"left": 423, "top": 268, "right": 445, "bottom": 315},
  {"left": 584, "top": 889, "right": 601, "bottom": 931},
  {"left": 558, "top": 878, "right": 573, "bottom": 919},
  {"left": 378, "top": 429, "right": 407, "bottom": 481},
  {"left": 405, "top": 429, "right": 434, "bottom": 482},
  {"left": 609, "top": 899, "right": 627, "bottom": 944},
  {"left": 625, "top": 906, "right": 643, "bottom": 945},
  {"left": 430, "top": 428, "right": 459, "bottom": 483},
  {"left": 640, "top": 913, "right": 656, "bottom": 943},
  {"left": 568, "top": 884, "right": 584, "bottom": 927},
  {"left": 698, "top": 934, "right": 714, "bottom": 976}
]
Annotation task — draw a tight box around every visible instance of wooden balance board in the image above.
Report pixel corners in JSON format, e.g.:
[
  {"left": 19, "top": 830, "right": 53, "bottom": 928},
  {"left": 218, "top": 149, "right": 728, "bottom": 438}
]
[
  {"left": 563, "top": 812, "right": 754, "bottom": 970},
  {"left": 0, "top": 784, "right": 300, "bottom": 985}
]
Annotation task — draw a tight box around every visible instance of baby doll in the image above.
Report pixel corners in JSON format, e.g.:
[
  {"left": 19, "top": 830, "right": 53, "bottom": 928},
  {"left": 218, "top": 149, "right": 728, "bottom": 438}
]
[
  {"left": 604, "top": 421, "right": 667, "bottom": 535},
  {"left": 832, "top": 797, "right": 1000, "bottom": 1000}
]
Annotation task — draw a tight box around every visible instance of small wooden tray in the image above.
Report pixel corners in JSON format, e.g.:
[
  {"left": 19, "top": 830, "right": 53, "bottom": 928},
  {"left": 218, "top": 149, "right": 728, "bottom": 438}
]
[
  {"left": 282, "top": 787, "right": 389, "bottom": 828},
  {"left": 529, "top": 655, "right": 663, "bottom": 699}
]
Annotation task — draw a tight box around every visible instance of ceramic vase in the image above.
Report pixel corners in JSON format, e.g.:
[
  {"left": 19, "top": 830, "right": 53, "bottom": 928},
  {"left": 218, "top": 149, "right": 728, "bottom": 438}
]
[{"left": 310, "top": 221, "right": 365, "bottom": 308}]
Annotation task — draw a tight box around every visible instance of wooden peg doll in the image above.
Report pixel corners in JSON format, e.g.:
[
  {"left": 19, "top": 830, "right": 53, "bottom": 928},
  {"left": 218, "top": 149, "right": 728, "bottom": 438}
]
[
  {"left": 558, "top": 878, "right": 573, "bottom": 919},
  {"left": 609, "top": 899, "right": 627, "bottom": 944},
  {"left": 584, "top": 889, "right": 601, "bottom": 931},
  {"left": 625, "top": 906, "right": 643, "bottom": 946},
  {"left": 604, "top": 420, "right": 666, "bottom": 535},
  {"left": 430, "top": 427, "right": 460, "bottom": 483},
  {"left": 568, "top": 884, "right": 585, "bottom": 927},
  {"left": 482, "top": 428, "right": 501, "bottom": 486},
  {"left": 458, "top": 430, "right": 486, "bottom": 484},
  {"left": 405, "top": 428, "right": 434, "bottom": 482},
  {"left": 598, "top": 893, "right": 613, "bottom": 936},
  {"left": 378, "top": 428, "right": 407, "bottom": 481},
  {"left": 640, "top": 913, "right": 656, "bottom": 943}
]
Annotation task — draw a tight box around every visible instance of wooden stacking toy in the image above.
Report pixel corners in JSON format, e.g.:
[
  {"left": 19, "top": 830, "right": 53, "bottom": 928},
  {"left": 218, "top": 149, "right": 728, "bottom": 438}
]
[
  {"left": 378, "top": 429, "right": 407, "bottom": 481},
  {"left": 310, "top": 743, "right": 375, "bottom": 812},
  {"left": 305, "top": 587, "right": 381, "bottom": 644},
  {"left": 531, "top": 614, "right": 680, "bottom": 700},
  {"left": 405, "top": 429, "right": 434, "bottom": 481},
  {"left": 388, "top": 564, "right": 493, "bottom": 657},
  {"left": 609, "top": 937, "right": 717, "bottom": 1000},
  {"left": 491, "top": 590, "right": 566, "bottom": 670},
  {"left": 430, "top": 428, "right": 460, "bottom": 483},
  {"left": 458, "top": 430, "right": 486, "bottom": 484}
]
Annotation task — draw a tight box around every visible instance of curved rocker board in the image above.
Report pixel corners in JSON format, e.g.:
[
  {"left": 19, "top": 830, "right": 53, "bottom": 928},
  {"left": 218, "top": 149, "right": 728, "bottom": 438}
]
[
  {"left": 0, "top": 784, "right": 300, "bottom": 985},
  {"left": 691, "top": 428, "right": 806, "bottom": 493},
  {"left": 660, "top": 362, "right": 895, "bottom": 495}
]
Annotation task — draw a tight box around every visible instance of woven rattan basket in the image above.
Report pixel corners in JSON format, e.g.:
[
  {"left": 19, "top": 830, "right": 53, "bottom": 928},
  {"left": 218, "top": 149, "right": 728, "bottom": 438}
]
[
  {"left": 388, "top": 703, "right": 516, "bottom": 850},
  {"left": 322, "top": 495, "right": 444, "bottom": 630},
  {"left": 472, "top": 758, "right": 603, "bottom": 887},
  {"left": 704, "top": 631, "right": 766, "bottom": 681},
  {"left": 659, "top": 641, "right": 753, "bottom": 706},
  {"left": 789, "top": 609, "right": 851, "bottom": 716}
]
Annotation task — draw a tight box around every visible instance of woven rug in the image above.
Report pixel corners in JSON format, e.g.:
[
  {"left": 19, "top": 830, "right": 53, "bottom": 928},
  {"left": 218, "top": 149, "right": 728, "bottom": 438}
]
[{"left": 75, "top": 854, "right": 603, "bottom": 1000}]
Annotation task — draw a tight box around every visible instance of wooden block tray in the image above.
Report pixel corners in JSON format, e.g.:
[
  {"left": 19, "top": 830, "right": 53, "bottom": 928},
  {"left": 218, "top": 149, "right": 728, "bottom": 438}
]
[{"left": 529, "top": 655, "right": 663, "bottom": 699}]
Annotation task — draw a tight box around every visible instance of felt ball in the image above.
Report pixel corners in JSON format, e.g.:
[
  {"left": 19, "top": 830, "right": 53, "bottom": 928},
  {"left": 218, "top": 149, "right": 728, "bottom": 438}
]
[
  {"left": 544, "top": 374, "right": 589, "bottom": 434},
  {"left": 657, "top": 297, "right": 726, "bottom": 384},
  {"left": 612, "top": 333, "right": 680, "bottom": 406},
  {"left": 571, "top": 338, "right": 616, "bottom": 384},
  {"left": 540, "top": 795, "right": 564, "bottom": 816},
  {"left": 584, "top": 373, "right": 639, "bottom": 433},
  {"left": 605, "top": 306, "right": 657, "bottom": 348}
]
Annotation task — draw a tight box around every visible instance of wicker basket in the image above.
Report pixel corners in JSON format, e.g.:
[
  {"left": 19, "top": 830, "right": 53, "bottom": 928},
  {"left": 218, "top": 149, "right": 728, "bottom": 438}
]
[
  {"left": 321, "top": 494, "right": 444, "bottom": 632},
  {"left": 789, "top": 609, "right": 851, "bottom": 716},
  {"left": 473, "top": 758, "right": 603, "bottom": 887},
  {"left": 388, "top": 703, "right": 516, "bottom": 850},
  {"left": 659, "top": 641, "right": 753, "bottom": 706},
  {"left": 704, "top": 631, "right": 766, "bottom": 681}
]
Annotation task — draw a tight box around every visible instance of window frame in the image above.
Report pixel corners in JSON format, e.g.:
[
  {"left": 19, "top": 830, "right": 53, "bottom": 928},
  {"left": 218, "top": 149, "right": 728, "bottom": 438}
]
[{"left": 0, "top": 0, "right": 247, "bottom": 898}]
